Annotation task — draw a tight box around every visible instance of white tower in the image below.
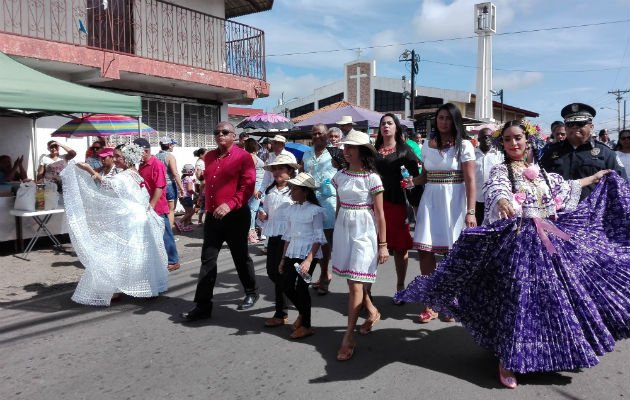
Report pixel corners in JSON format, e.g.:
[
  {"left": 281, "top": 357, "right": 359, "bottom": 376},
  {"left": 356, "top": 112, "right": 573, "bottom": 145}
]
[{"left": 474, "top": 3, "right": 496, "bottom": 121}]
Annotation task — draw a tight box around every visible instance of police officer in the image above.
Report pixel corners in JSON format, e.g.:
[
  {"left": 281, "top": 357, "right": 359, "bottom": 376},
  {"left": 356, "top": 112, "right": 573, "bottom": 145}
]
[{"left": 540, "top": 103, "right": 628, "bottom": 200}]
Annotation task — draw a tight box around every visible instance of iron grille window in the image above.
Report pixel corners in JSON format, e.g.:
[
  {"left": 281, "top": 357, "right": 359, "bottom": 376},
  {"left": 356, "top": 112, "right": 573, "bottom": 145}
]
[
  {"left": 184, "top": 104, "right": 219, "bottom": 149},
  {"left": 318, "top": 93, "right": 344, "bottom": 109},
  {"left": 289, "top": 103, "right": 315, "bottom": 119},
  {"left": 374, "top": 90, "right": 404, "bottom": 112}
]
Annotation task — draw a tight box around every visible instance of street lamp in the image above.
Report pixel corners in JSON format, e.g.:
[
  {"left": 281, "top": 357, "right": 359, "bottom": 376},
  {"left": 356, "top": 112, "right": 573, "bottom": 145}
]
[{"left": 491, "top": 89, "right": 504, "bottom": 122}]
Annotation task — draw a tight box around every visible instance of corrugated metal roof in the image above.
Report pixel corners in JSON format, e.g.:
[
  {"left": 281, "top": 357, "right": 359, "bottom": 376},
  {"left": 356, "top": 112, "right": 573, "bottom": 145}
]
[{"left": 225, "top": 0, "right": 274, "bottom": 18}]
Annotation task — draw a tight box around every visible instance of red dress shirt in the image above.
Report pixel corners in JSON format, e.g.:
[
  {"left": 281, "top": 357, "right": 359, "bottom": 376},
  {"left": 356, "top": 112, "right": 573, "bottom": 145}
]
[
  {"left": 204, "top": 144, "right": 255, "bottom": 213},
  {"left": 138, "top": 155, "right": 169, "bottom": 215}
]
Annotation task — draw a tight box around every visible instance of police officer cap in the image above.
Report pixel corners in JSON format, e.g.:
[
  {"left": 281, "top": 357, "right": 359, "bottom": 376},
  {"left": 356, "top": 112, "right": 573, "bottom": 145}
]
[{"left": 561, "top": 103, "right": 596, "bottom": 123}]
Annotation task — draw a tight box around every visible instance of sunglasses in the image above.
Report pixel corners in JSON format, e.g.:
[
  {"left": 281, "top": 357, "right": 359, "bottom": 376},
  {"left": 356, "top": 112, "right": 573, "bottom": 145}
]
[
  {"left": 92, "top": 146, "right": 102, "bottom": 150},
  {"left": 213, "top": 129, "right": 233, "bottom": 136},
  {"left": 49, "top": 145, "right": 59, "bottom": 149},
  {"left": 566, "top": 121, "right": 590, "bottom": 128}
]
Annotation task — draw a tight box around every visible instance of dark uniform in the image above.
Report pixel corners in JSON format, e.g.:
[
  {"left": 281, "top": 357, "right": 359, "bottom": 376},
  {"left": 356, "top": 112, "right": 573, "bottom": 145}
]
[
  {"left": 540, "top": 138, "right": 627, "bottom": 200},
  {"left": 540, "top": 102, "right": 628, "bottom": 200}
]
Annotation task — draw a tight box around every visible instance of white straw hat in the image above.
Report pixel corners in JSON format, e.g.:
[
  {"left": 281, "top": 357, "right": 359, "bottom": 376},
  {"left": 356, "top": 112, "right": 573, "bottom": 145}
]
[
  {"left": 287, "top": 172, "right": 318, "bottom": 189},
  {"left": 342, "top": 129, "right": 377, "bottom": 155},
  {"left": 271, "top": 134, "right": 287, "bottom": 143},
  {"left": 335, "top": 115, "right": 356, "bottom": 125},
  {"left": 263, "top": 153, "right": 299, "bottom": 171}
]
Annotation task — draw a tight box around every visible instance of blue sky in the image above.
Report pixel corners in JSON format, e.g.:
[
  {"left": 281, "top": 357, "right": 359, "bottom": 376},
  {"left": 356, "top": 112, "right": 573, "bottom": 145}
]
[{"left": 235, "top": 0, "right": 630, "bottom": 138}]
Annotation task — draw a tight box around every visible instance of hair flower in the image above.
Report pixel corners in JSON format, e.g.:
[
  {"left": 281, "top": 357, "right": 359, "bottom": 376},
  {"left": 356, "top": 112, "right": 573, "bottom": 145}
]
[{"left": 522, "top": 164, "right": 540, "bottom": 181}]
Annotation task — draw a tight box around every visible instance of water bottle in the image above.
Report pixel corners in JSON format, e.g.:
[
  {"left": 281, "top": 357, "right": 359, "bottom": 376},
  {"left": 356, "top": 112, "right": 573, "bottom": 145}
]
[
  {"left": 294, "top": 262, "right": 312, "bottom": 284},
  {"left": 400, "top": 165, "right": 414, "bottom": 189}
]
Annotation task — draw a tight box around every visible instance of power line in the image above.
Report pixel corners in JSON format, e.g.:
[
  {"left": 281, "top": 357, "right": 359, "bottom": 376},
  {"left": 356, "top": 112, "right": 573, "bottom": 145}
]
[{"left": 267, "top": 19, "right": 629, "bottom": 57}]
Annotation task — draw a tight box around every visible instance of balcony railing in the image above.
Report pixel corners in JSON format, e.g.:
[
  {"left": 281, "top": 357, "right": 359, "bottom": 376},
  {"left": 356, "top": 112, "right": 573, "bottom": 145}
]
[{"left": 0, "top": 0, "right": 265, "bottom": 81}]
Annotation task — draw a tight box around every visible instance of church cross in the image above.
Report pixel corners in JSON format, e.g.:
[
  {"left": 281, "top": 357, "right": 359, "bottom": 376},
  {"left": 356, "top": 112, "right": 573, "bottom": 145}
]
[{"left": 350, "top": 66, "right": 368, "bottom": 106}]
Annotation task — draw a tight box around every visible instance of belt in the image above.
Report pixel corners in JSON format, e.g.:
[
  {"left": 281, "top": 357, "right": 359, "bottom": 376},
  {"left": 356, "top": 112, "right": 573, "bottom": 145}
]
[{"left": 426, "top": 170, "right": 464, "bottom": 184}]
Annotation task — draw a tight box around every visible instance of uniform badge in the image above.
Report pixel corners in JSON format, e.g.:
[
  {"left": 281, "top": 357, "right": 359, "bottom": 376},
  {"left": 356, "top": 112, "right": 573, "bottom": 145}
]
[
  {"left": 571, "top": 104, "right": 579, "bottom": 112},
  {"left": 551, "top": 152, "right": 559, "bottom": 159},
  {"left": 591, "top": 148, "right": 600, "bottom": 156}
]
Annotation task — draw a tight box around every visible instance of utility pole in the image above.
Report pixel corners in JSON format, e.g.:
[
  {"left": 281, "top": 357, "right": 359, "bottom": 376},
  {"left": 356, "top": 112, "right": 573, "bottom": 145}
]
[
  {"left": 399, "top": 49, "right": 420, "bottom": 132},
  {"left": 608, "top": 89, "right": 630, "bottom": 132}
]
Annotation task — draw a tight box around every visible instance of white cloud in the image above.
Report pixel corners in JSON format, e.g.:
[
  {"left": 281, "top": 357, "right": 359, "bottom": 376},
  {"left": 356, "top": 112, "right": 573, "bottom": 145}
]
[
  {"left": 493, "top": 71, "right": 544, "bottom": 91},
  {"left": 369, "top": 30, "right": 405, "bottom": 61},
  {"left": 266, "top": 68, "right": 331, "bottom": 100}
]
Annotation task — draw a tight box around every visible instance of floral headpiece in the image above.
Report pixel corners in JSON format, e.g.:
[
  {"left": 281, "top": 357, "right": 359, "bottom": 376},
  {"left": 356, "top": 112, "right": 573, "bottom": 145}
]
[
  {"left": 122, "top": 143, "right": 144, "bottom": 165},
  {"left": 491, "top": 120, "right": 545, "bottom": 153}
]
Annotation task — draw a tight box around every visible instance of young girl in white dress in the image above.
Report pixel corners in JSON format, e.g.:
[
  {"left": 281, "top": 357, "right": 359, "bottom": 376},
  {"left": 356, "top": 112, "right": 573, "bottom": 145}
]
[
  {"left": 331, "top": 130, "right": 389, "bottom": 361},
  {"left": 279, "top": 172, "right": 327, "bottom": 339},
  {"left": 257, "top": 154, "right": 297, "bottom": 328}
]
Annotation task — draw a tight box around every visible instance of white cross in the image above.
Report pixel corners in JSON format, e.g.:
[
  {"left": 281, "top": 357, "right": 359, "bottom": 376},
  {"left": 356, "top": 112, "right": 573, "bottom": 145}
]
[
  {"left": 356, "top": 48, "right": 362, "bottom": 59},
  {"left": 350, "top": 66, "right": 368, "bottom": 106}
]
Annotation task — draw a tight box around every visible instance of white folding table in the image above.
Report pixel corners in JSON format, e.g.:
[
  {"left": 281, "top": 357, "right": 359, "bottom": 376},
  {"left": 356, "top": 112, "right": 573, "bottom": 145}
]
[{"left": 10, "top": 208, "right": 68, "bottom": 260}]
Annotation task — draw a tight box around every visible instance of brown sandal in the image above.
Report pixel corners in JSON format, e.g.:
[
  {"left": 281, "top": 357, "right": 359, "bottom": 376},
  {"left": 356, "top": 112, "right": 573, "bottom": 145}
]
[
  {"left": 317, "top": 279, "right": 330, "bottom": 295},
  {"left": 264, "top": 317, "right": 288, "bottom": 327},
  {"left": 336, "top": 344, "right": 356, "bottom": 361},
  {"left": 359, "top": 312, "right": 381, "bottom": 335},
  {"left": 291, "top": 315, "right": 302, "bottom": 331},
  {"left": 289, "top": 326, "right": 313, "bottom": 339}
]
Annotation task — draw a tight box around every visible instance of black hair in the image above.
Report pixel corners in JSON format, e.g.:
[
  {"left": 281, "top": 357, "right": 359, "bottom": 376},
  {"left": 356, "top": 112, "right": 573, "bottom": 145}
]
[
  {"left": 303, "top": 186, "right": 321, "bottom": 207},
  {"left": 375, "top": 113, "right": 405, "bottom": 151},
  {"left": 599, "top": 129, "right": 608, "bottom": 137},
  {"left": 114, "top": 144, "right": 125, "bottom": 150},
  {"left": 358, "top": 146, "right": 376, "bottom": 172},
  {"left": 614, "top": 129, "right": 630, "bottom": 151},
  {"left": 434, "top": 103, "right": 466, "bottom": 158},
  {"left": 47, "top": 140, "right": 57, "bottom": 148},
  {"left": 500, "top": 120, "right": 553, "bottom": 195},
  {"left": 244, "top": 138, "right": 260, "bottom": 153},
  {"left": 239, "top": 132, "right": 249, "bottom": 139},
  {"left": 160, "top": 143, "right": 170, "bottom": 151},
  {"left": 193, "top": 148, "right": 206, "bottom": 157},
  {"left": 265, "top": 165, "right": 297, "bottom": 194},
  {"left": 550, "top": 121, "right": 564, "bottom": 132}
]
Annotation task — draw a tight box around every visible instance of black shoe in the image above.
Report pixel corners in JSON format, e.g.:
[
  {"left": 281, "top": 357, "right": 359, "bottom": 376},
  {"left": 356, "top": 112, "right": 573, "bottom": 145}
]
[
  {"left": 181, "top": 306, "right": 212, "bottom": 322},
  {"left": 237, "top": 294, "right": 260, "bottom": 310}
]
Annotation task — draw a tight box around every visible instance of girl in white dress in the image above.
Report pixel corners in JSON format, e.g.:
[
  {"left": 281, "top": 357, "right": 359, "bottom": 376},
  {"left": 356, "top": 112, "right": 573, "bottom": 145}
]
[
  {"left": 257, "top": 154, "right": 297, "bottom": 327},
  {"left": 331, "top": 130, "right": 388, "bottom": 361},
  {"left": 406, "top": 103, "right": 477, "bottom": 323},
  {"left": 279, "top": 172, "right": 327, "bottom": 339}
]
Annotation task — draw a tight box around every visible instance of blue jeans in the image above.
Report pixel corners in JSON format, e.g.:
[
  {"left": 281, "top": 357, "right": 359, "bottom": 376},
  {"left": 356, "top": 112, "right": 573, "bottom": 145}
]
[
  {"left": 161, "top": 214, "right": 179, "bottom": 265},
  {"left": 248, "top": 195, "right": 261, "bottom": 230}
]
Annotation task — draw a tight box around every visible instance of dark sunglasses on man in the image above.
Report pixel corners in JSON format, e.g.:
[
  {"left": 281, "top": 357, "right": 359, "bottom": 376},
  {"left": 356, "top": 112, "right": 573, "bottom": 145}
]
[
  {"left": 213, "top": 129, "right": 233, "bottom": 136},
  {"left": 566, "top": 121, "right": 590, "bottom": 128}
]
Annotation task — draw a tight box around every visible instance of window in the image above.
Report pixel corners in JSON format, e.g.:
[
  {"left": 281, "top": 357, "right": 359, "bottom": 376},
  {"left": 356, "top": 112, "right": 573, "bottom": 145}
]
[
  {"left": 318, "top": 93, "right": 344, "bottom": 109},
  {"left": 183, "top": 104, "right": 219, "bottom": 149},
  {"left": 289, "top": 103, "right": 315, "bottom": 119},
  {"left": 87, "top": 0, "right": 134, "bottom": 54},
  {"left": 413, "top": 95, "right": 443, "bottom": 109},
  {"left": 374, "top": 90, "right": 404, "bottom": 112}
]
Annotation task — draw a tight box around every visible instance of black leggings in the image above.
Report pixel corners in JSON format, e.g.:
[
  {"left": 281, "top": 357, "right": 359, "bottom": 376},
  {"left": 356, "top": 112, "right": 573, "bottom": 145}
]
[
  {"left": 282, "top": 257, "right": 318, "bottom": 328},
  {"left": 266, "top": 236, "right": 288, "bottom": 319}
]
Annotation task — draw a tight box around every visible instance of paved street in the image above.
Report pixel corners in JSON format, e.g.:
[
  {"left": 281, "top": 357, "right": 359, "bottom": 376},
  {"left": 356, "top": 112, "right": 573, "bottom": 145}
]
[{"left": 1, "top": 231, "right": 628, "bottom": 400}]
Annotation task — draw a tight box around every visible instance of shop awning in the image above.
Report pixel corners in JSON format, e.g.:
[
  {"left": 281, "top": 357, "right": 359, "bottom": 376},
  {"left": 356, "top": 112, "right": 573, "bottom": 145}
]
[{"left": 0, "top": 51, "right": 141, "bottom": 116}]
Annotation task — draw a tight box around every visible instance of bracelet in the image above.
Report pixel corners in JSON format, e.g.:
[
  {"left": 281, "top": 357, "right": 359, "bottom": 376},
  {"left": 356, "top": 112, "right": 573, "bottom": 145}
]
[
  {"left": 378, "top": 242, "right": 387, "bottom": 247},
  {"left": 91, "top": 173, "right": 100, "bottom": 180},
  {"left": 466, "top": 209, "right": 475, "bottom": 215}
]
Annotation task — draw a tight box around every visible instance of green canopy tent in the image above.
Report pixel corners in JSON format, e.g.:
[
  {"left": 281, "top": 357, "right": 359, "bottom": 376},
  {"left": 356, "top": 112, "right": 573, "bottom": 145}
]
[{"left": 0, "top": 50, "right": 142, "bottom": 176}]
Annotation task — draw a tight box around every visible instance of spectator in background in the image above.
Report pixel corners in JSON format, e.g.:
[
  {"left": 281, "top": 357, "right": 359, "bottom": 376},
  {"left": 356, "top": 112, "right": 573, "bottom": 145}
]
[
  {"left": 336, "top": 116, "right": 355, "bottom": 138},
  {"left": 134, "top": 137, "right": 180, "bottom": 272},
  {"left": 551, "top": 121, "right": 566, "bottom": 143},
  {"left": 84, "top": 137, "right": 106, "bottom": 170},
  {"left": 37, "top": 140, "right": 76, "bottom": 191},
  {"left": 155, "top": 137, "right": 185, "bottom": 230},
  {"left": 614, "top": 129, "right": 630, "bottom": 181},
  {"left": 474, "top": 127, "right": 503, "bottom": 223},
  {"left": 238, "top": 132, "right": 249, "bottom": 149},
  {"left": 258, "top": 138, "right": 271, "bottom": 162},
  {"left": 245, "top": 138, "right": 265, "bottom": 244},
  {"left": 598, "top": 129, "right": 615, "bottom": 149},
  {"left": 193, "top": 148, "right": 207, "bottom": 225},
  {"left": 94, "top": 146, "right": 122, "bottom": 179},
  {"left": 0, "top": 155, "right": 27, "bottom": 183},
  {"left": 327, "top": 127, "right": 343, "bottom": 147}
]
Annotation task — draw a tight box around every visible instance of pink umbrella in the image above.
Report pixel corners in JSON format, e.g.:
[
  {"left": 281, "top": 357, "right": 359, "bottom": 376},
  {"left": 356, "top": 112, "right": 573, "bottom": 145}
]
[{"left": 236, "top": 112, "right": 294, "bottom": 131}]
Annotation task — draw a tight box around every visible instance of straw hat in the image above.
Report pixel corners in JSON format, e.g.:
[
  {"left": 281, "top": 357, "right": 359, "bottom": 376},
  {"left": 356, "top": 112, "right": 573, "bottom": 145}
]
[
  {"left": 287, "top": 172, "right": 318, "bottom": 189},
  {"left": 263, "top": 153, "right": 299, "bottom": 171},
  {"left": 271, "top": 134, "right": 287, "bottom": 143},
  {"left": 336, "top": 115, "right": 356, "bottom": 125},
  {"left": 342, "top": 129, "right": 377, "bottom": 155}
]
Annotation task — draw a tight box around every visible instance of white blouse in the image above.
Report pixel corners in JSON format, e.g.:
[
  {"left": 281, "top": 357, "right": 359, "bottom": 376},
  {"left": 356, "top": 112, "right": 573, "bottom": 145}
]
[
  {"left": 262, "top": 185, "right": 293, "bottom": 237},
  {"left": 282, "top": 202, "right": 327, "bottom": 259}
]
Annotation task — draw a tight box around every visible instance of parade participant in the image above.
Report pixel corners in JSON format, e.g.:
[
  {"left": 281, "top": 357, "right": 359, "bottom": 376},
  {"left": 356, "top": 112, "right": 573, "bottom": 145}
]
[
  {"left": 279, "top": 172, "right": 327, "bottom": 339},
  {"left": 134, "top": 138, "right": 180, "bottom": 272},
  {"left": 37, "top": 140, "right": 76, "bottom": 189},
  {"left": 175, "top": 164, "right": 196, "bottom": 232},
  {"left": 331, "top": 130, "right": 388, "bottom": 361},
  {"left": 258, "top": 138, "right": 272, "bottom": 162},
  {"left": 395, "top": 120, "right": 630, "bottom": 389},
  {"left": 257, "top": 154, "right": 297, "bottom": 327},
  {"left": 327, "top": 127, "right": 343, "bottom": 146},
  {"left": 301, "top": 124, "right": 337, "bottom": 295},
  {"left": 85, "top": 138, "right": 105, "bottom": 170},
  {"left": 474, "top": 127, "right": 504, "bottom": 223},
  {"left": 155, "top": 137, "right": 185, "bottom": 230},
  {"left": 245, "top": 138, "right": 265, "bottom": 244},
  {"left": 181, "top": 122, "right": 259, "bottom": 322},
  {"left": 336, "top": 116, "right": 355, "bottom": 137},
  {"left": 259, "top": 134, "right": 297, "bottom": 194},
  {"left": 62, "top": 144, "right": 169, "bottom": 306},
  {"left": 540, "top": 103, "right": 627, "bottom": 200},
  {"left": 193, "top": 148, "right": 207, "bottom": 225},
  {"left": 406, "top": 103, "right": 476, "bottom": 322},
  {"left": 0, "top": 155, "right": 26, "bottom": 183},
  {"left": 374, "top": 114, "right": 420, "bottom": 304},
  {"left": 615, "top": 129, "right": 630, "bottom": 180}
]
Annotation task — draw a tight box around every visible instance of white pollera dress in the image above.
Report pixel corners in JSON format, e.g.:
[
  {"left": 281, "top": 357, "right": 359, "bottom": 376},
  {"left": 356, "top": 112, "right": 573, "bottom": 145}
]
[
  {"left": 413, "top": 140, "right": 476, "bottom": 253},
  {"left": 331, "top": 169, "right": 384, "bottom": 283}
]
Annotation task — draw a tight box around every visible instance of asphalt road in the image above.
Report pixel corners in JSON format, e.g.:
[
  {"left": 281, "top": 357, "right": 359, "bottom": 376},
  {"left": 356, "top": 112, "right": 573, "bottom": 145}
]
[{"left": 1, "top": 230, "right": 628, "bottom": 400}]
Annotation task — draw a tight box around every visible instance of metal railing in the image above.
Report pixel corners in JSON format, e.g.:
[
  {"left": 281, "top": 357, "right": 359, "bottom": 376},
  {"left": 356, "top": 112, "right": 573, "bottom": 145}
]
[{"left": 0, "top": 0, "right": 265, "bottom": 80}]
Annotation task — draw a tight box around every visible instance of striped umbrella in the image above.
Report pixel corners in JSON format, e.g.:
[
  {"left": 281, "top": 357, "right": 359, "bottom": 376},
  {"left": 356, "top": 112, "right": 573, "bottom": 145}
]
[{"left": 51, "top": 114, "right": 156, "bottom": 137}]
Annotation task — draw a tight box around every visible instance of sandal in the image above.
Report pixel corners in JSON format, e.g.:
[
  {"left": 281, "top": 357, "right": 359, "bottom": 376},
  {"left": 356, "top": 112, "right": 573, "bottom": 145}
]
[
  {"left": 359, "top": 312, "right": 381, "bottom": 335},
  {"left": 289, "top": 326, "right": 313, "bottom": 339},
  {"left": 498, "top": 362, "right": 518, "bottom": 389},
  {"left": 418, "top": 308, "right": 438, "bottom": 323},
  {"left": 264, "top": 317, "right": 288, "bottom": 327},
  {"left": 336, "top": 344, "right": 356, "bottom": 361},
  {"left": 174, "top": 221, "right": 183, "bottom": 232},
  {"left": 317, "top": 279, "right": 330, "bottom": 295},
  {"left": 291, "top": 315, "right": 302, "bottom": 332},
  {"left": 393, "top": 284, "right": 406, "bottom": 305}
]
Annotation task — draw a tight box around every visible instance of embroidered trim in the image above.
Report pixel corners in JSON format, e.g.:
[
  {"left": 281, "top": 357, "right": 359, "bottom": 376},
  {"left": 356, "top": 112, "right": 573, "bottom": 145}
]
[
  {"left": 332, "top": 177, "right": 338, "bottom": 189},
  {"left": 427, "top": 170, "right": 464, "bottom": 184},
  {"left": 343, "top": 170, "right": 371, "bottom": 177},
  {"left": 340, "top": 201, "right": 373, "bottom": 210},
  {"left": 369, "top": 185, "right": 384, "bottom": 194},
  {"left": 413, "top": 241, "right": 450, "bottom": 253},
  {"left": 332, "top": 266, "right": 376, "bottom": 282}
]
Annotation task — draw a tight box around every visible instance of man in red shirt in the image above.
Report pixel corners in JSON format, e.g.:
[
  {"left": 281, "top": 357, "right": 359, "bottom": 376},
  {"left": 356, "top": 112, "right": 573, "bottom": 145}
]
[
  {"left": 181, "top": 122, "right": 258, "bottom": 321},
  {"left": 134, "top": 138, "right": 180, "bottom": 271}
]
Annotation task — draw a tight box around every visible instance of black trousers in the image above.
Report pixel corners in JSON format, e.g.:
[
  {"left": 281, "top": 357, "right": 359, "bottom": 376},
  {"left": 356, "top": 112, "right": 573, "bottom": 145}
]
[
  {"left": 194, "top": 205, "right": 258, "bottom": 307},
  {"left": 266, "top": 236, "right": 288, "bottom": 319},
  {"left": 475, "top": 201, "right": 485, "bottom": 225},
  {"left": 282, "top": 257, "right": 318, "bottom": 328}
]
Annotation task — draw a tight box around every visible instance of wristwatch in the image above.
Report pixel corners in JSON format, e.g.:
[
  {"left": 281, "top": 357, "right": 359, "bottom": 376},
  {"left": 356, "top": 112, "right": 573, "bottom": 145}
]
[{"left": 466, "top": 209, "right": 475, "bottom": 215}]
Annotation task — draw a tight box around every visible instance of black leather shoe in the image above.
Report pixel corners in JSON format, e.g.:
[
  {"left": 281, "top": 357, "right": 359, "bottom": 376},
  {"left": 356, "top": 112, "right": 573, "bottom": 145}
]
[
  {"left": 181, "top": 306, "right": 212, "bottom": 322},
  {"left": 237, "top": 294, "right": 260, "bottom": 310}
]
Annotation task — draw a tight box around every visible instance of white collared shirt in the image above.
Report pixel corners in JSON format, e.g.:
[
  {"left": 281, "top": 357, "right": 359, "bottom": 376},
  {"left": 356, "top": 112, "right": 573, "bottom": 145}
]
[{"left": 475, "top": 147, "right": 504, "bottom": 202}]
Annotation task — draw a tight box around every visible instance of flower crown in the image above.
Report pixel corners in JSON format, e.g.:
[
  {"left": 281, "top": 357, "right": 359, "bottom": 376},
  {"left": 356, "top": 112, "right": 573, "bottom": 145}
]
[
  {"left": 121, "top": 143, "right": 144, "bottom": 165},
  {"left": 491, "top": 120, "right": 545, "bottom": 152}
]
